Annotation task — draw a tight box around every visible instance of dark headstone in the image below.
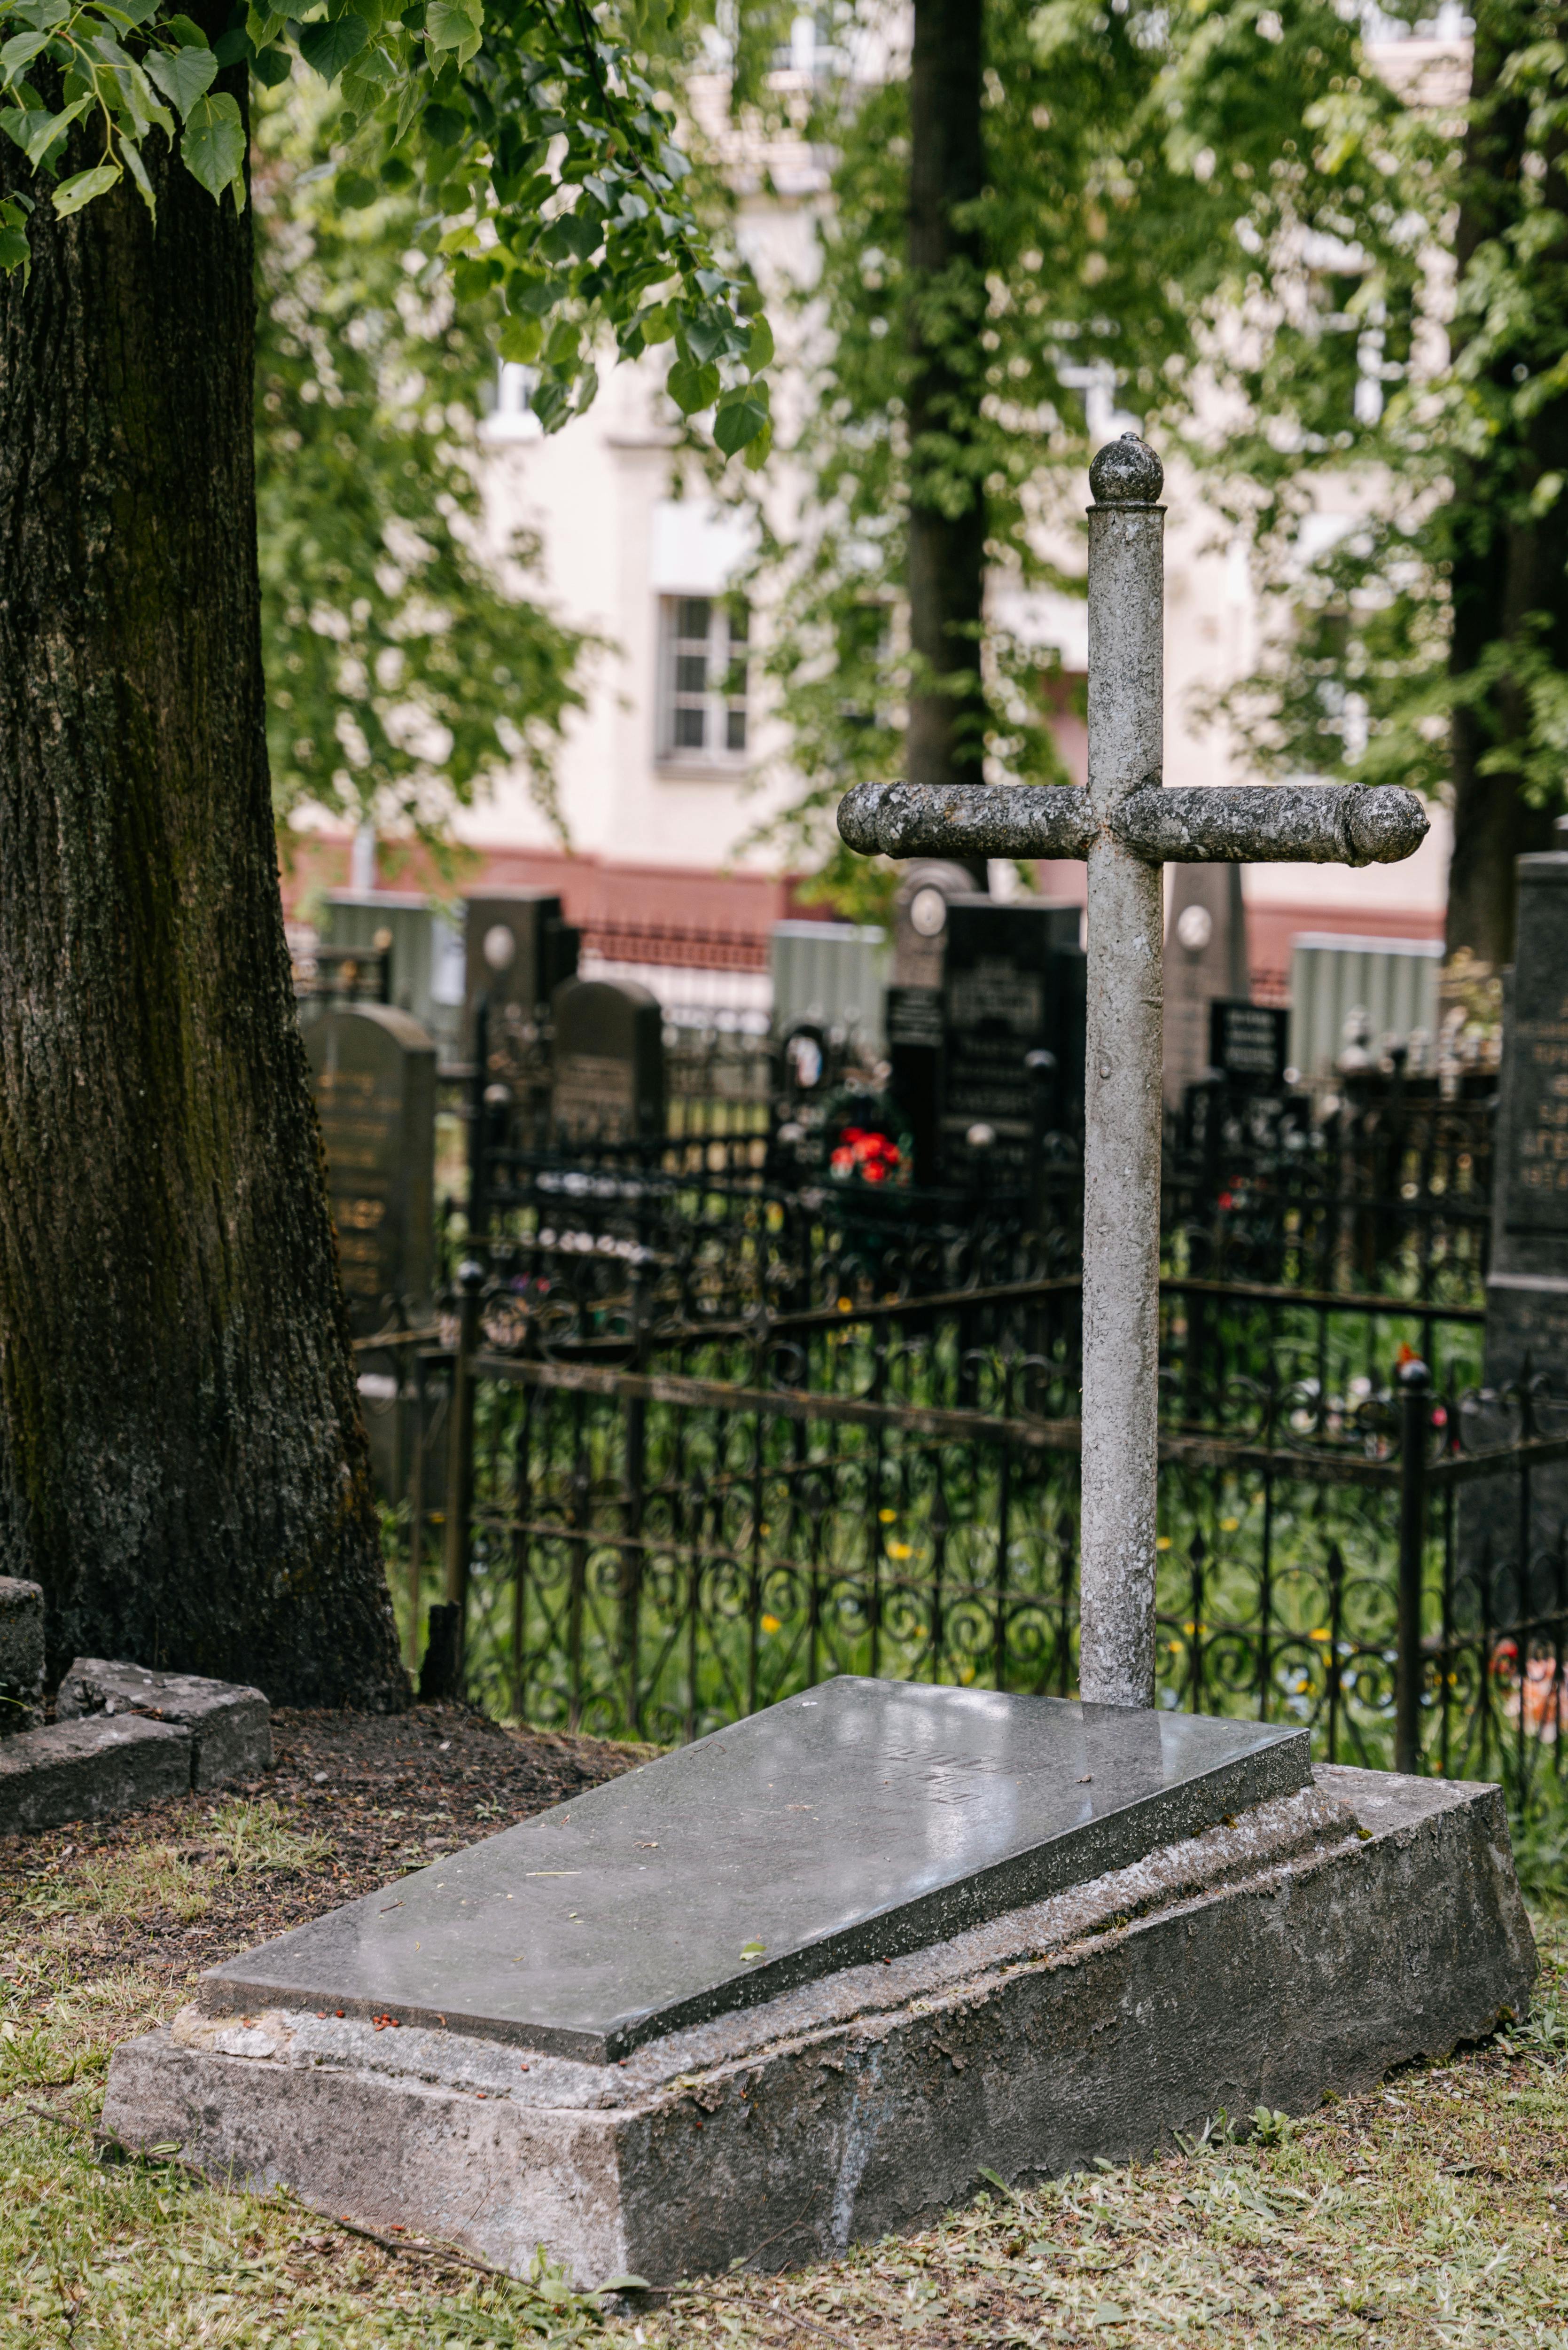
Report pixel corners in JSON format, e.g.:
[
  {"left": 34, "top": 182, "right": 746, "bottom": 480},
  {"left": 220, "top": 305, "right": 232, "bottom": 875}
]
[
  {"left": 304, "top": 1003, "right": 437, "bottom": 1337},
  {"left": 885, "top": 986, "right": 944, "bottom": 1188},
  {"left": 1472, "top": 850, "right": 1568, "bottom": 1590},
  {"left": 418, "top": 1604, "right": 464, "bottom": 1702},
  {"left": 463, "top": 890, "right": 580, "bottom": 1065},
  {"left": 940, "top": 899, "right": 1085, "bottom": 1186},
  {"left": 551, "top": 977, "right": 666, "bottom": 1145},
  {"left": 1164, "top": 866, "right": 1249, "bottom": 1104},
  {"left": 1209, "top": 1000, "right": 1289, "bottom": 1091},
  {"left": 198, "top": 1677, "right": 1309, "bottom": 2062}
]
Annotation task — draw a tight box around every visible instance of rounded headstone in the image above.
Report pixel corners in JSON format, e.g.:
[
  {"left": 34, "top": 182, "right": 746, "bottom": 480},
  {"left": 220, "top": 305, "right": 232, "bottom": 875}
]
[{"left": 1089, "top": 431, "right": 1164, "bottom": 507}]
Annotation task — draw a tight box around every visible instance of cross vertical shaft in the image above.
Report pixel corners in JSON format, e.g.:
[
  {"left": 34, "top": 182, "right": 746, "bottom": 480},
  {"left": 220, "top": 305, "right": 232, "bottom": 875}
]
[
  {"left": 834, "top": 431, "right": 1430, "bottom": 1711},
  {"left": 1080, "top": 445, "right": 1165, "bottom": 1706}
]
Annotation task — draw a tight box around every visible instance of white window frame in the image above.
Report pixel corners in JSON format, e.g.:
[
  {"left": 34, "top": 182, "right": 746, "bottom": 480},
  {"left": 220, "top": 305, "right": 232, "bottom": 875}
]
[{"left": 657, "top": 594, "right": 751, "bottom": 766}]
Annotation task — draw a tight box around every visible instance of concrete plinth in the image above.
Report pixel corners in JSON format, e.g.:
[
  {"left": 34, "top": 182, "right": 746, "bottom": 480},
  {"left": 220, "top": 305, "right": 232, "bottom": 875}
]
[
  {"left": 0, "top": 1716, "right": 192, "bottom": 1835},
  {"left": 101, "top": 1766, "right": 1533, "bottom": 2287},
  {"left": 55, "top": 1659, "right": 271, "bottom": 1790}
]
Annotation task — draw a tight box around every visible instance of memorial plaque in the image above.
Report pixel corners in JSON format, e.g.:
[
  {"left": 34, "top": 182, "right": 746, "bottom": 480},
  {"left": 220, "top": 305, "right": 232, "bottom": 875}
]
[
  {"left": 885, "top": 985, "right": 944, "bottom": 1188},
  {"left": 890, "top": 860, "right": 975, "bottom": 990},
  {"left": 463, "top": 890, "right": 580, "bottom": 1064},
  {"left": 200, "top": 1676, "right": 1309, "bottom": 2062},
  {"left": 1209, "top": 999, "right": 1289, "bottom": 1091},
  {"left": 551, "top": 976, "right": 666, "bottom": 1145},
  {"left": 940, "top": 899, "right": 1085, "bottom": 1184},
  {"left": 304, "top": 1003, "right": 436, "bottom": 1335}
]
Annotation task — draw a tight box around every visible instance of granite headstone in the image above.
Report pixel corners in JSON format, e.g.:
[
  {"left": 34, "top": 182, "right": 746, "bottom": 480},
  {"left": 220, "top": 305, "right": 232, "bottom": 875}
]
[
  {"left": 1209, "top": 999, "right": 1289, "bottom": 1092},
  {"left": 463, "top": 889, "right": 580, "bottom": 1066},
  {"left": 551, "top": 976, "right": 666, "bottom": 1146},
  {"left": 304, "top": 1003, "right": 437, "bottom": 1336},
  {"left": 940, "top": 898, "right": 1085, "bottom": 1186},
  {"left": 1474, "top": 849, "right": 1568, "bottom": 1587}
]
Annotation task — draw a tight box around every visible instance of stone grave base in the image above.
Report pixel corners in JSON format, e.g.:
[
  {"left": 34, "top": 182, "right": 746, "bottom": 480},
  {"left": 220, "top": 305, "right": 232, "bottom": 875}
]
[{"left": 101, "top": 1765, "right": 1533, "bottom": 2287}]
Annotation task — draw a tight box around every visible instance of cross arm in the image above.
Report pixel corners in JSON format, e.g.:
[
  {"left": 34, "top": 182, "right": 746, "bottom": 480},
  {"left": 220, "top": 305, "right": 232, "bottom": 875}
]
[{"left": 837, "top": 777, "right": 1428, "bottom": 869}]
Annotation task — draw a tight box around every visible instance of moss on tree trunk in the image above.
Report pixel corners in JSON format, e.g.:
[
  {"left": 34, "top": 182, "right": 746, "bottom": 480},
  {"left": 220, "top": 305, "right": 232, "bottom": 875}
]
[{"left": 0, "top": 64, "right": 406, "bottom": 1707}]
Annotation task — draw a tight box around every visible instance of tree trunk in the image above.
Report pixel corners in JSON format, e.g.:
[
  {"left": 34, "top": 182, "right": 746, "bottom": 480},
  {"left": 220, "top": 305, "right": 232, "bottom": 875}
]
[
  {"left": 906, "top": 0, "right": 987, "bottom": 824},
  {"left": 1445, "top": 0, "right": 1568, "bottom": 972},
  {"left": 0, "top": 61, "right": 407, "bottom": 1705}
]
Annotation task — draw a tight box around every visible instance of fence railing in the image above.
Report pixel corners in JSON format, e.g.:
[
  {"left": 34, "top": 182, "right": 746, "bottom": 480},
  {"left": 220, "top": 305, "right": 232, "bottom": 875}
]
[{"left": 359, "top": 1254, "right": 1564, "bottom": 1806}]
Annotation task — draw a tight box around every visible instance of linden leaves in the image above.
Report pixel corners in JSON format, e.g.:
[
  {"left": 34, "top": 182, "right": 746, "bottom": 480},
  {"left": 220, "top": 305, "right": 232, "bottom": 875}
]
[
  {"left": 0, "top": 0, "right": 772, "bottom": 467},
  {"left": 0, "top": 0, "right": 245, "bottom": 239}
]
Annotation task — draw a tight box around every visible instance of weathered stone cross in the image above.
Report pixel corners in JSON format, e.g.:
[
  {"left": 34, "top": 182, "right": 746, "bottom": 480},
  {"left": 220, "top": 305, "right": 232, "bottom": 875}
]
[{"left": 838, "top": 434, "right": 1430, "bottom": 1710}]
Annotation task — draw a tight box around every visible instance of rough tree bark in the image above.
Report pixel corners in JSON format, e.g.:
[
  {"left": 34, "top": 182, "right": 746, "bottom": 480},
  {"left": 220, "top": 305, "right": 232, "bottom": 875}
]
[
  {"left": 0, "top": 52, "right": 407, "bottom": 1704},
  {"left": 906, "top": 0, "right": 987, "bottom": 822},
  {"left": 1445, "top": 0, "right": 1565, "bottom": 972}
]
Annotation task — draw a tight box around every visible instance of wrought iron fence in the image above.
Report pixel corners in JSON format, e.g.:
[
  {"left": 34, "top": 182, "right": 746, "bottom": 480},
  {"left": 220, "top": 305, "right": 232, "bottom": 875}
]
[{"left": 359, "top": 1254, "right": 1565, "bottom": 1804}]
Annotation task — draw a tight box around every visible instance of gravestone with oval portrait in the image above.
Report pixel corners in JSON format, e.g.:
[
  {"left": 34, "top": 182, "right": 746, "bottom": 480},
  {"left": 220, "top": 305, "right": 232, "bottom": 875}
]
[
  {"left": 1163, "top": 866, "right": 1249, "bottom": 1104},
  {"left": 461, "top": 890, "right": 580, "bottom": 1067},
  {"left": 303, "top": 1002, "right": 437, "bottom": 1336}
]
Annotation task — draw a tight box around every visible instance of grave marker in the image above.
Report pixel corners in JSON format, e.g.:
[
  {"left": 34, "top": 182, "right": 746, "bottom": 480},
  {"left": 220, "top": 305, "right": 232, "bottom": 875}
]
[
  {"left": 1163, "top": 865, "right": 1248, "bottom": 1103},
  {"left": 838, "top": 431, "right": 1430, "bottom": 1704},
  {"left": 463, "top": 889, "right": 580, "bottom": 1065},
  {"left": 551, "top": 976, "right": 666, "bottom": 1145},
  {"left": 1477, "top": 849, "right": 1568, "bottom": 1568},
  {"left": 303, "top": 1003, "right": 436, "bottom": 1337},
  {"left": 101, "top": 437, "right": 1530, "bottom": 2291},
  {"left": 940, "top": 898, "right": 1085, "bottom": 1186},
  {"left": 1209, "top": 999, "right": 1290, "bottom": 1092}
]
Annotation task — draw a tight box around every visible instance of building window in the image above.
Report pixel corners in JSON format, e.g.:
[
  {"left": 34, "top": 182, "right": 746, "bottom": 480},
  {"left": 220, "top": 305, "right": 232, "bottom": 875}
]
[{"left": 661, "top": 595, "right": 749, "bottom": 760}]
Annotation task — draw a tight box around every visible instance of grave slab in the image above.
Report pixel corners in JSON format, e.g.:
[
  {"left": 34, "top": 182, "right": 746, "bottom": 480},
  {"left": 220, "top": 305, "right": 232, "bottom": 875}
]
[
  {"left": 55, "top": 1659, "right": 272, "bottom": 1791},
  {"left": 195, "top": 1680, "right": 1310, "bottom": 2060},
  {"left": 0, "top": 1715, "right": 191, "bottom": 1835},
  {"left": 0, "top": 1575, "right": 44, "bottom": 1736},
  {"left": 101, "top": 1763, "right": 1533, "bottom": 2287}
]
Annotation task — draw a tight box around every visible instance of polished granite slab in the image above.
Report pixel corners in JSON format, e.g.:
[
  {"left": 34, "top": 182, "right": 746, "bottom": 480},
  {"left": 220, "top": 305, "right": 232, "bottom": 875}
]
[{"left": 203, "top": 1679, "right": 1310, "bottom": 2060}]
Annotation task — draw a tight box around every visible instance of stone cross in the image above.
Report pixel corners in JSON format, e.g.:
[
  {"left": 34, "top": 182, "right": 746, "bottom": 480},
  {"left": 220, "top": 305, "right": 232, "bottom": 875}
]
[{"left": 838, "top": 434, "right": 1430, "bottom": 1709}]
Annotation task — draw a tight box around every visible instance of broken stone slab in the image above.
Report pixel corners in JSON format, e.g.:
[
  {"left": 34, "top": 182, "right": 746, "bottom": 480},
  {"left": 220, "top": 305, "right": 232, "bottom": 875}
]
[
  {"left": 100, "top": 1764, "right": 1533, "bottom": 2287},
  {"left": 0, "top": 1576, "right": 44, "bottom": 1736},
  {"left": 0, "top": 1715, "right": 192, "bottom": 1836},
  {"left": 55, "top": 1659, "right": 271, "bottom": 1791}
]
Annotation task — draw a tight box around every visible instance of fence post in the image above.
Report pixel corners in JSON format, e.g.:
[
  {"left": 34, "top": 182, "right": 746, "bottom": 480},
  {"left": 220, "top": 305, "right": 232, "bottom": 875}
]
[
  {"left": 468, "top": 995, "right": 491, "bottom": 1242},
  {"left": 1396, "top": 1356, "right": 1431, "bottom": 1775},
  {"left": 443, "top": 1258, "right": 485, "bottom": 1686}
]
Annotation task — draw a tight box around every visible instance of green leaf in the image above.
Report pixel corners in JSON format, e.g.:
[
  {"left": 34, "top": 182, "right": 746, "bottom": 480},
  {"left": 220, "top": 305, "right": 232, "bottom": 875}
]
[
  {"left": 121, "top": 127, "right": 155, "bottom": 217},
  {"left": 746, "top": 313, "right": 773, "bottom": 372},
  {"left": 421, "top": 100, "right": 465, "bottom": 148},
  {"left": 424, "top": 0, "right": 479, "bottom": 55},
  {"left": 498, "top": 313, "right": 541, "bottom": 363},
  {"left": 53, "top": 160, "right": 118, "bottom": 215},
  {"left": 741, "top": 415, "right": 772, "bottom": 470},
  {"left": 0, "top": 31, "right": 51, "bottom": 81},
  {"left": 6, "top": 95, "right": 90, "bottom": 170},
  {"left": 667, "top": 356, "right": 718, "bottom": 415},
  {"left": 246, "top": 4, "right": 286, "bottom": 43},
  {"left": 180, "top": 87, "right": 244, "bottom": 199},
  {"left": 162, "top": 13, "right": 209, "bottom": 44},
  {"left": 334, "top": 167, "right": 377, "bottom": 207},
  {"left": 297, "top": 12, "right": 367, "bottom": 78},
  {"left": 0, "top": 197, "right": 30, "bottom": 282},
  {"left": 713, "top": 392, "right": 767, "bottom": 458},
  {"left": 251, "top": 41, "right": 292, "bottom": 84},
  {"left": 146, "top": 43, "right": 217, "bottom": 118},
  {"left": 593, "top": 2277, "right": 652, "bottom": 2295},
  {"left": 212, "top": 24, "right": 250, "bottom": 64}
]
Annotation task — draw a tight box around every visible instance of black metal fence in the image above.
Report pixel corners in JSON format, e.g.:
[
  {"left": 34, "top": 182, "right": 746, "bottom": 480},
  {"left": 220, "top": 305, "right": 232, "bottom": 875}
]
[{"left": 360, "top": 1249, "right": 1565, "bottom": 1806}]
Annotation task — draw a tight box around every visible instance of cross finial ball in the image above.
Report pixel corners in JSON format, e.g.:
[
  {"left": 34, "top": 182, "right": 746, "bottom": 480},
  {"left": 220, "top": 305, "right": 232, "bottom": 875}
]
[{"left": 1088, "top": 431, "right": 1164, "bottom": 507}]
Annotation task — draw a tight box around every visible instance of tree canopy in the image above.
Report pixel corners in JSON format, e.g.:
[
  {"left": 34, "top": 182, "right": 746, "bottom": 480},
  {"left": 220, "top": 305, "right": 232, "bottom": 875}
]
[{"left": 0, "top": 0, "right": 774, "bottom": 461}]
